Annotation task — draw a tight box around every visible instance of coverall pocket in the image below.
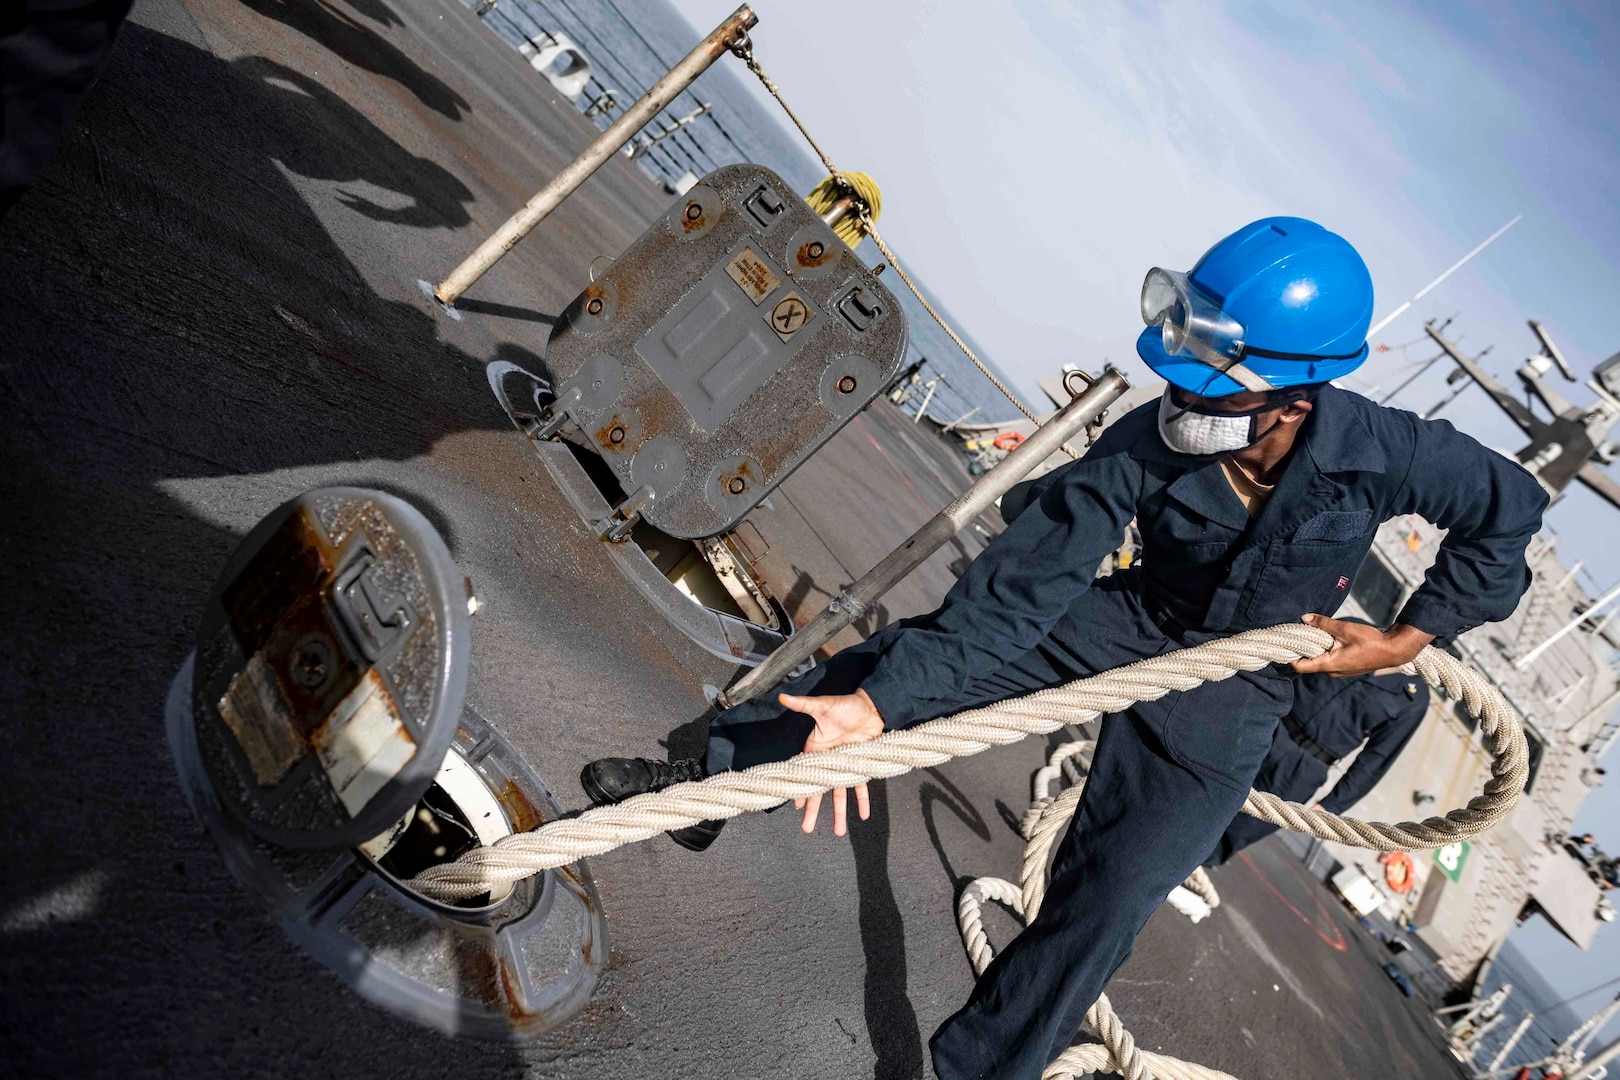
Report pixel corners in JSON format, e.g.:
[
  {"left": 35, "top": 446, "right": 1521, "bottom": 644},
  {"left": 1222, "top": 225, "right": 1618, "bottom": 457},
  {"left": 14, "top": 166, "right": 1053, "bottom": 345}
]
[
  {"left": 1161, "top": 675, "right": 1288, "bottom": 793},
  {"left": 1244, "top": 536, "right": 1372, "bottom": 626}
]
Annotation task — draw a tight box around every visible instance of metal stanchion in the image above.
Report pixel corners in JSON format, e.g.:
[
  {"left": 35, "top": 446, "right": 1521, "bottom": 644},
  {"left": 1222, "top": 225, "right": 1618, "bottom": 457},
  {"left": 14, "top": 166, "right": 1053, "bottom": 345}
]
[
  {"left": 432, "top": 4, "right": 757, "bottom": 307},
  {"left": 718, "top": 368, "right": 1130, "bottom": 708}
]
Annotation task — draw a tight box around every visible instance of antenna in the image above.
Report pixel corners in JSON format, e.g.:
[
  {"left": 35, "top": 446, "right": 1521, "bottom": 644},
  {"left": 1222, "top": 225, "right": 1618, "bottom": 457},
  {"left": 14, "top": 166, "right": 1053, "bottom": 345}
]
[
  {"left": 1369, "top": 215, "right": 1523, "bottom": 338},
  {"left": 1528, "top": 319, "right": 1578, "bottom": 381}
]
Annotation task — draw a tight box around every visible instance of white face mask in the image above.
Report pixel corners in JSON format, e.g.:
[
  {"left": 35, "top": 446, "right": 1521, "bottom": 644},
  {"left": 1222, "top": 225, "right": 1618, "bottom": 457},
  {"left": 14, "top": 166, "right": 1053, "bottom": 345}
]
[{"left": 1156, "top": 388, "right": 1272, "bottom": 456}]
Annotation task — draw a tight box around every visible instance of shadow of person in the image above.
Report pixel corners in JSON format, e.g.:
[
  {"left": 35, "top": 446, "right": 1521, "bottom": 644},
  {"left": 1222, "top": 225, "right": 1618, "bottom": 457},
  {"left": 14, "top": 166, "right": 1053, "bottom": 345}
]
[
  {"left": 849, "top": 779, "right": 926, "bottom": 1080},
  {"left": 917, "top": 767, "right": 991, "bottom": 889},
  {"left": 235, "top": 0, "right": 472, "bottom": 119},
  {"left": 233, "top": 55, "right": 474, "bottom": 228},
  {"left": 0, "top": 17, "right": 589, "bottom": 1080}
]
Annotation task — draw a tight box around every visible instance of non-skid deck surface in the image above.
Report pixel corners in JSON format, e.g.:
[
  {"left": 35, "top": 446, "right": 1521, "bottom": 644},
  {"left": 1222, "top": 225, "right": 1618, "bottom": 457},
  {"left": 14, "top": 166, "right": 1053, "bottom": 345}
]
[{"left": 0, "top": 1, "right": 1463, "bottom": 1076}]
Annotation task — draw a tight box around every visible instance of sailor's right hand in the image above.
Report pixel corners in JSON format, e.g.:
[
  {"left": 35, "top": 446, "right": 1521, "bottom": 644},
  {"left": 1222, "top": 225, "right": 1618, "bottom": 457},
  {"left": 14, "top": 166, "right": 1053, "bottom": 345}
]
[{"left": 780, "top": 689, "right": 883, "bottom": 837}]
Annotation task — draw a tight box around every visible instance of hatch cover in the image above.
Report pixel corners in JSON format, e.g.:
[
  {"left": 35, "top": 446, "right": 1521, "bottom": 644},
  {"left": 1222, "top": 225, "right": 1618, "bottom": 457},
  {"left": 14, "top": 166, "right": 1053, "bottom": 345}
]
[
  {"left": 542, "top": 164, "right": 909, "bottom": 539},
  {"left": 170, "top": 662, "right": 608, "bottom": 1039},
  {"left": 191, "top": 488, "right": 470, "bottom": 850}
]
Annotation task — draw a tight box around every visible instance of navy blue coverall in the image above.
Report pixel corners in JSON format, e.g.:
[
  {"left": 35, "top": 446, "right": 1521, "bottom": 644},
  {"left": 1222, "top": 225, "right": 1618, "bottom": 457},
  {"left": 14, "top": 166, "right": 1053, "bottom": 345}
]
[
  {"left": 705, "top": 386, "right": 1546, "bottom": 1080},
  {"left": 1206, "top": 669, "right": 1429, "bottom": 866}
]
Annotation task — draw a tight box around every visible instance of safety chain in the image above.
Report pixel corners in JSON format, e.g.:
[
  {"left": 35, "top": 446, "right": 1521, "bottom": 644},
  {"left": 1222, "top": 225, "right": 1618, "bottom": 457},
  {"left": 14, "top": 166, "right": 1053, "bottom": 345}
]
[{"left": 727, "top": 33, "right": 1072, "bottom": 452}]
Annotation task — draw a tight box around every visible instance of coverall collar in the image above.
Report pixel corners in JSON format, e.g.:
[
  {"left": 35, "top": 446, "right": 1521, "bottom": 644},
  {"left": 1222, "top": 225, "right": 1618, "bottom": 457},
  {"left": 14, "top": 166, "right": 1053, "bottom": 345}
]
[{"left": 1140, "top": 385, "right": 1386, "bottom": 533}]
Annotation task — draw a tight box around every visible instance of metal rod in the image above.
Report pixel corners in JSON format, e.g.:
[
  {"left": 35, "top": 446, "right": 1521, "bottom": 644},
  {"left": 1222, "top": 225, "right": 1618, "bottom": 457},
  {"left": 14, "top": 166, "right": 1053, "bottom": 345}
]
[
  {"left": 1569, "top": 1035, "right": 1620, "bottom": 1080},
  {"left": 1515, "top": 579, "right": 1620, "bottom": 670},
  {"left": 1368, "top": 215, "right": 1522, "bottom": 338},
  {"left": 940, "top": 406, "right": 981, "bottom": 433},
  {"left": 718, "top": 369, "right": 1129, "bottom": 708},
  {"left": 433, "top": 5, "right": 756, "bottom": 306},
  {"left": 1379, "top": 350, "right": 1447, "bottom": 405},
  {"left": 912, "top": 378, "right": 939, "bottom": 424},
  {"left": 1487, "top": 1013, "right": 1536, "bottom": 1072}
]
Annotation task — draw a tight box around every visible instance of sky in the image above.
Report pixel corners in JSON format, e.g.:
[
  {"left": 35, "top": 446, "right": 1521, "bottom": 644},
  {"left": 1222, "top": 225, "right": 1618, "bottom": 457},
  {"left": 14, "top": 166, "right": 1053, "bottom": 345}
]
[{"left": 671, "top": 0, "right": 1620, "bottom": 1014}]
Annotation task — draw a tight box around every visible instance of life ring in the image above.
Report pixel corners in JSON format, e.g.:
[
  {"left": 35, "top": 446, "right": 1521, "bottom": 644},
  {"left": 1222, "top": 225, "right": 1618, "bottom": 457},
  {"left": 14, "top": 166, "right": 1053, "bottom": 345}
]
[
  {"left": 993, "top": 431, "right": 1025, "bottom": 452},
  {"left": 1381, "top": 851, "right": 1416, "bottom": 893}
]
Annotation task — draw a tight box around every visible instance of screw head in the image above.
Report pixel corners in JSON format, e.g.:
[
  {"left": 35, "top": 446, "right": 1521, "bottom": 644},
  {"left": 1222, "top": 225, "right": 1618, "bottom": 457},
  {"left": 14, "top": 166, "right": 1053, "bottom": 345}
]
[
  {"left": 836, "top": 375, "right": 857, "bottom": 394},
  {"left": 586, "top": 297, "right": 604, "bottom": 315},
  {"left": 727, "top": 476, "right": 746, "bottom": 495},
  {"left": 685, "top": 202, "right": 703, "bottom": 221},
  {"left": 608, "top": 425, "right": 625, "bottom": 444},
  {"left": 288, "top": 636, "right": 334, "bottom": 689},
  {"left": 807, "top": 240, "right": 825, "bottom": 259}
]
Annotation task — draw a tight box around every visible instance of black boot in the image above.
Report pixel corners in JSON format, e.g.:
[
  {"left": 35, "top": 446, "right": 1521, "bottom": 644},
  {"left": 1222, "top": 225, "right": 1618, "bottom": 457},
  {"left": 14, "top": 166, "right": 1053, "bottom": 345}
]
[{"left": 580, "top": 757, "right": 724, "bottom": 851}]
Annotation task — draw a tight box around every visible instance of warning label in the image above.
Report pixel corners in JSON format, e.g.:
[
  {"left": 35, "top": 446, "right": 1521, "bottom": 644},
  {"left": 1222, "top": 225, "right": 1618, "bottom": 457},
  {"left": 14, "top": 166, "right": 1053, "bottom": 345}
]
[
  {"left": 768, "top": 293, "right": 812, "bottom": 342},
  {"left": 724, "top": 246, "right": 781, "bottom": 305}
]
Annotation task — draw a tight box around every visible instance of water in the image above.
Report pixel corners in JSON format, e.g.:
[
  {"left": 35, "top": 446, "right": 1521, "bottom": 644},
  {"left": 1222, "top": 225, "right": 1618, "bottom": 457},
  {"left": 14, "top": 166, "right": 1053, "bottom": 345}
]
[
  {"left": 466, "top": 0, "right": 1027, "bottom": 426},
  {"left": 1469, "top": 941, "right": 1609, "bottom": 1072}
]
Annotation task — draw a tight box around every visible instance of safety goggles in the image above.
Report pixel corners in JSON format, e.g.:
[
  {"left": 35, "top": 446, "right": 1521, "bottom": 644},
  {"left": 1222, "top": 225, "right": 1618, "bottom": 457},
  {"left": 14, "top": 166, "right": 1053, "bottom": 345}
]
[{"left": 1141, "top": 268, "right": 1245, "bottom": 368}]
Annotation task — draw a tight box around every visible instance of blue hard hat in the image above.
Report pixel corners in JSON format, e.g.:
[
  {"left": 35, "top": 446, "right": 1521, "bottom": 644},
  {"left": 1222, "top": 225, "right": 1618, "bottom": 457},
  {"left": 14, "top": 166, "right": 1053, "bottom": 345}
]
[{"left": 1137, "top": 216, "right": 1375, "bottom": 397}]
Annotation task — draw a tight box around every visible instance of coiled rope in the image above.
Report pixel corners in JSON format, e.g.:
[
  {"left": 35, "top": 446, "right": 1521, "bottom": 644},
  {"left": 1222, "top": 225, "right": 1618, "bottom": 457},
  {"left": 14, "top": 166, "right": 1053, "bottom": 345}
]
[
  {"left": 411, "top": 624, "right": 1523, "bottom": 1077},
  {"left": 410, "top": 624, "right": 1522, "bottom": 1077}
]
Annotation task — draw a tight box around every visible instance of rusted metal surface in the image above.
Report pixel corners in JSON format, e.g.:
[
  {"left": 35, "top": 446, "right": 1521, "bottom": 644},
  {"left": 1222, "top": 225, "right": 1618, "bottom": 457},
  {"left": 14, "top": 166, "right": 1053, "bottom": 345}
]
[
  {"left": 542, "top": 163, "right": 908, "bottom": 539},
  {"left": 171, "top": 660, "right": 607, "bottom": 1040},
  {"left": 191, "top": 490, "right": 467, "bottom": 850}
]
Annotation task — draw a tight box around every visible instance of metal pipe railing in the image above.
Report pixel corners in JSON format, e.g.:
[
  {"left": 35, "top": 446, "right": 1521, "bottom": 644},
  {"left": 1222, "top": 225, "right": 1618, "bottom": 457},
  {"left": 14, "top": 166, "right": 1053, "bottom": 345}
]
[
  {"left": 718, "top": 368, "right": 1129, "bottom": 708},
  {"left": 434, "top": 4, "right": 756, "bottom": 306}
]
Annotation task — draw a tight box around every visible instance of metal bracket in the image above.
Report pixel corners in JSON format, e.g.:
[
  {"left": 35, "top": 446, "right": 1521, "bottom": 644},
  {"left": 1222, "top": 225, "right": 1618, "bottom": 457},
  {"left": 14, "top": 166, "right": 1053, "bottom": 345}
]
[
  {"left": 528, "top": 386, "right": 583, "bottom": 441},
  {"left": 599, "top": 484, "right": 656, "bottom": 543},
  {"left": 829, "top": 587, "right": 868, "bottom": 621}
]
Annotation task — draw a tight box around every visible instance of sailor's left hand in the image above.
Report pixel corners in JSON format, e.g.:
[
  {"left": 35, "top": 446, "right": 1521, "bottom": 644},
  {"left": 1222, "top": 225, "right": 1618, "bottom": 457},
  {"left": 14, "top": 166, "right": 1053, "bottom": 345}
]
[
  {"left": 1291, "top": 614, "right": 1434, "bottom": 677},
  {"left": 779, "top": 689, "right": 882, "bottom": 837}
]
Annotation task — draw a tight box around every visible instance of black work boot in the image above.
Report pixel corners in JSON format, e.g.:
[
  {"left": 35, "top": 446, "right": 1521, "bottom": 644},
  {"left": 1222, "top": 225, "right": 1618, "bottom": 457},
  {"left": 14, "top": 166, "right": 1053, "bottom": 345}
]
[
  {"left": 579, "top": 757, "right": 725, "bottom": 851},
  {"left": 580, "top": 756, "right": 705, "bottom": 804}
]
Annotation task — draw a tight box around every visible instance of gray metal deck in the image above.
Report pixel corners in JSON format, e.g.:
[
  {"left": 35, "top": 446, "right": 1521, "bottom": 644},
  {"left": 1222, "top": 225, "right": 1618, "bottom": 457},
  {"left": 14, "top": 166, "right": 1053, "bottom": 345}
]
[{"left": 0, "top": 1, "right": 1466, "bottom": 1076}]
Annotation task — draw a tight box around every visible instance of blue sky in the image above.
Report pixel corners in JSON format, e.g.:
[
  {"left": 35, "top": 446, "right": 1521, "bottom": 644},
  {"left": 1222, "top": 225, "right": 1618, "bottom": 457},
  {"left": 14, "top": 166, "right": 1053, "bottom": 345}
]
[{"left": 672, "top": 0, "right": 1619, "bottom": 1007}]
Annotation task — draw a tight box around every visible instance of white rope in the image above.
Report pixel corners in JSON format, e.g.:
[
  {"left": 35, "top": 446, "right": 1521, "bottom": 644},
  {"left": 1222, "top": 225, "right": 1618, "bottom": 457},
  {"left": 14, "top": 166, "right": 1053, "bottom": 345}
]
[
  {"left": 410, "top": 623, "right": 1523, "bottom": 1080},
  {"left": 412, "top": 624, "right": 1524, "bottom": 892},
  {"left": 951, "top": 638, "right": 1517, "bottom": 1079}
]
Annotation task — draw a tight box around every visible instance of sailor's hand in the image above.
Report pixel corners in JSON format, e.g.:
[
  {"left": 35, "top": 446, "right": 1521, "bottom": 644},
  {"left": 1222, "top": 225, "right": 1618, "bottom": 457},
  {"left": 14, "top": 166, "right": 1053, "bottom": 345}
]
[
  {"left": 779, "top": 689, "right": 882, "bottom": 837},
  {"left": 1291, "top": 614, "right": 1434, "bottom": 677}
]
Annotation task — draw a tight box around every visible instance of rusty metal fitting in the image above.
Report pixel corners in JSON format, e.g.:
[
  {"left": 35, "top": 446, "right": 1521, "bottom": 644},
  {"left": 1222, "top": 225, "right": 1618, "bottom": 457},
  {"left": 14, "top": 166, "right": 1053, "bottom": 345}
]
[
  {"left": 836, "top": 375, "right": 857, "bottom": 394},
  {"left": 727, "top": 476, "right": 746, "bottom": 495},
  {"left": 607, "top": 425, "right": 626, "bottom": 445},
  {"left": 586, "top": 297, "right": 604, "bottom": 315},
  {"left": 685, "top": 202, "right": 703, "bottom": 222}
]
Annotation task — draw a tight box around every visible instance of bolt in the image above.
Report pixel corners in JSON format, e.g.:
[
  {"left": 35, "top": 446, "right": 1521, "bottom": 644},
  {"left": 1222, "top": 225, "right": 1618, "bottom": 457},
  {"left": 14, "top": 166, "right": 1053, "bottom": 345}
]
[
  {"left": 586, "top": 297, "right": 604, "bottom": 315},
  {"left": 727, "top": 476, "right": 746, "bottom": 495},
  {"left": 836, "top": 375, "right": 857, "bottom": 394},
  {"left": 873, "top": 264, "right": 887, "bottom": 276},
  {"left": 608, "top": 425, "right": 625, "bottom": 444},
  {"left": 685, "top": 202, "right": 703, "bottom": 221},
  {"left": 806, "top": 240, "right": 825, "bottom": 260},
  {"left": 288, "top": 637, "right": 333, "bottom": 689}
]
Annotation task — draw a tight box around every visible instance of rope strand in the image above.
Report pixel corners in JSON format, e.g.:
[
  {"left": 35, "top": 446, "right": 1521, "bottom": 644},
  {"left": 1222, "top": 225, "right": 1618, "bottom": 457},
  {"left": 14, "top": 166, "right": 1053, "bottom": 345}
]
[{"left": 408, "top": 625, "right": 1524, "bottom": 1080}]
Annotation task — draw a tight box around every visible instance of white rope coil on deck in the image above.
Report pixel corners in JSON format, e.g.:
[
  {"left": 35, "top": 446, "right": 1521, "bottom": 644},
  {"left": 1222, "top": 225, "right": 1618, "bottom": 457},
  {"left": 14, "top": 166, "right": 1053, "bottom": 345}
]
[
  {"left": 413, "top": 623, "right": 1525, "bottom": 893},
  {"left": 410, "top": 623, "right": 1524, "bottom": 1078}
]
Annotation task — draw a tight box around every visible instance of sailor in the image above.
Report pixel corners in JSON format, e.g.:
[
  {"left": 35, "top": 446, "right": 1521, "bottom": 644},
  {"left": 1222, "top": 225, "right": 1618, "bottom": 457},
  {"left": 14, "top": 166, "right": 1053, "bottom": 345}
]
[
  {"left": 581, "top": 217, "right": 1548, "bottom": 1080},
  {"left": 1202, "top": 648, "right": 1430, "bottom": 867}
]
